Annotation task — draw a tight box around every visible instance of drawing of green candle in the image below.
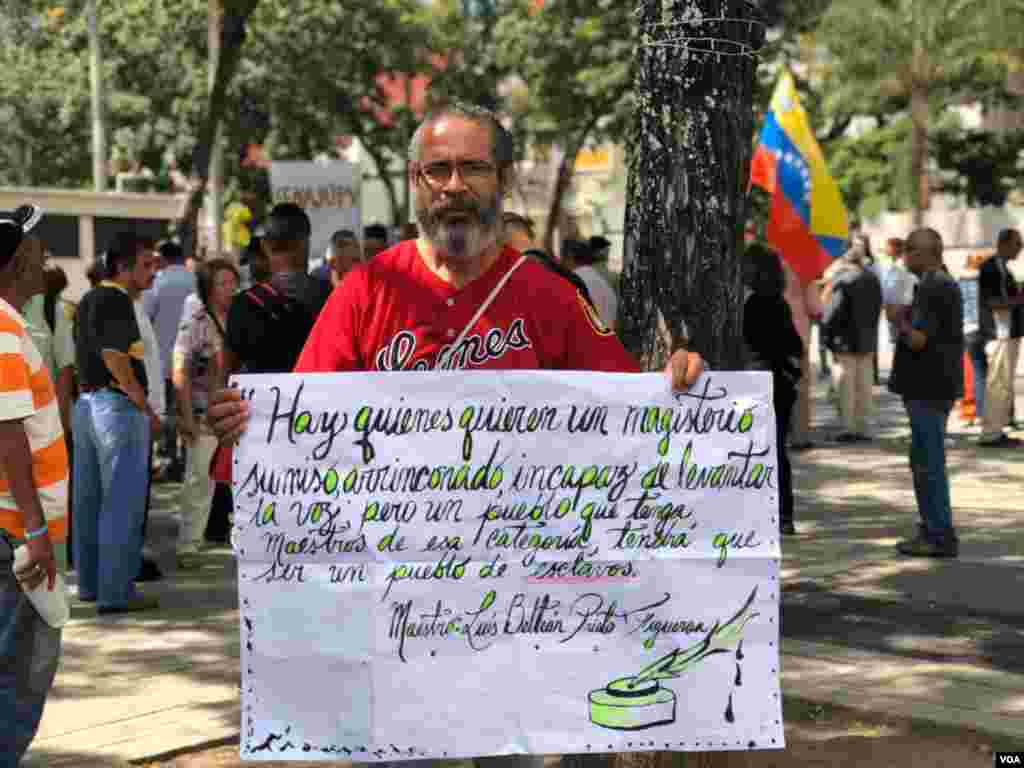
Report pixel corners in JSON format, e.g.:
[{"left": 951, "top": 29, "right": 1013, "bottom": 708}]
[{"left": 588, "top": 587, "right": 760, "bottom": 731}]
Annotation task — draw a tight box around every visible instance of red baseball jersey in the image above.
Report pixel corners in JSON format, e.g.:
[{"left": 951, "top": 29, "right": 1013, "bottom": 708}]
[{"left": 294, "top": 241, "right": 640, "bottom": 374}]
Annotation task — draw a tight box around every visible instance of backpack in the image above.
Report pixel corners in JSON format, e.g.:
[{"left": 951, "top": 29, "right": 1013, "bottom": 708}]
[{"left": 239, "top": 281, "right": 317, "bottom": 373}]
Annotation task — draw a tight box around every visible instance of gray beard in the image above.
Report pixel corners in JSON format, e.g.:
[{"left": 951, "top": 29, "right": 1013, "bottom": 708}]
[
  {"left": 417, "top": 197, "right": 502, "bottom": 266},
  {"left": 429, "top": 219, "right": 495, "bottom": 263}
]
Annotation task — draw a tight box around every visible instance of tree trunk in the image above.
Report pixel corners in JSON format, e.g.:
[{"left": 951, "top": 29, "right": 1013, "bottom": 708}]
[
  {"left": 543, "top": 116, "right": 602, "bottom": 256},
  {"left": 909, "top": 80, "right": 929, "bottom": 227},
  {"left": 400, "top": 156, "right": 411, "bottom": 227},
  {"left": 207, "top": 0, "right": 225, "bottom": 260},
  {"left": 617, "top": 7, "right": 764, "bottom": 768},
  {"left": 362, "top": 144, "right": 402, "bottom": 227},
  {"left": 543, "top": 147, "right": 576, "bottom": 257},
  {"left": 539, "top": 9, "right": 765, "bottom": 766},
  {"left": 87, "top": 0, "right": 107, "bottom": 193},
  {"left": 175, "top": 0, "right": 262, "bottom": 253},
  {"left": 619, "top": 0, "right": 763, "bottom": 375}
]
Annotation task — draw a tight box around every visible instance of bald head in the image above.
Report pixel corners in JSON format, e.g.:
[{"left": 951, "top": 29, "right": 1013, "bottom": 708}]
[
  {"left": 905, "top": 228, "right": 943, "bottom": 275},
  {"left": 409, "top": 103, "right": 515, "bottom": 185},
  {"left": 997, "top": 228, "right": 1022, "bottom": 261}
]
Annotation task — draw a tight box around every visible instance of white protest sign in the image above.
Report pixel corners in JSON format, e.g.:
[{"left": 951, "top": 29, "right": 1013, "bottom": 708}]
[
  {"left": 234, "top": 371, "right": 784, "bottom": 761},
  {"left": 269, "top": 161, "right": 361, "bottom": 267}
]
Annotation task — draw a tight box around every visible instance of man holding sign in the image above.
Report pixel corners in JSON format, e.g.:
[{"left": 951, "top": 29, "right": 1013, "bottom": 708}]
[
  {"left": 210, "top": 103, "right": 705, "bottom": 767},
  {"left": 211, "top": 103, "right": 702, "bottom": 428}
]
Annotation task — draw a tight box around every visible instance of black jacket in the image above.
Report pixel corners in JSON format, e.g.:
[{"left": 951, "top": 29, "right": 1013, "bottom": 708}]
[{"left": 822, "top": 264, "right": 883, "bottom": 355}]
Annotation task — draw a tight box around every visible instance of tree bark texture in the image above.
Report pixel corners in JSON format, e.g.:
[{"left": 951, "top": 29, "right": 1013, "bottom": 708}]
[
  {"left": 615, "top": 2, "right": 763, "bottom": 762},
  {"left": 618, "top": 0, "right": 764, "bottom": 373}
]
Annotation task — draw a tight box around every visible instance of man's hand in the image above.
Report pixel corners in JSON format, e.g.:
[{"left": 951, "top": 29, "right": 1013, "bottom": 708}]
[
  {"left": 665, "top": 349, "right": 705, "bottom": 392},
  {"left": 16, "top": 534, "right": 56, "bottom": 592},
  {"left": 208, "top": 387, "right": 250, "bottom": 445}
]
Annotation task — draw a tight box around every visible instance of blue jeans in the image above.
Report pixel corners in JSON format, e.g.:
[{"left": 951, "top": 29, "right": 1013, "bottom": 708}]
[
  {"left": 0, "top": 537, "right": 62, "bottom": 766},
  {"left": 904, "top": 399, "right": 956, "bottom": 543},
  {"left": 72, "top": 391, "right": 150, "bottom": 609},
  {"left": 967, "top": 335, "right": 988, "bottom": 419}
]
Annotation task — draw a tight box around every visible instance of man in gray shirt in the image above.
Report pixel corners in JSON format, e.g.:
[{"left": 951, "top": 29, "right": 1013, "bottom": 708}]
[{"left": 143, "top": 240, "right": 196, "bottom": 479}]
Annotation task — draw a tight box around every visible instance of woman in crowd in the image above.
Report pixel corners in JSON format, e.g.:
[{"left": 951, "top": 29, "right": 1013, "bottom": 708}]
[
  {"left": 744, "top": 242, "right": 804, "bottom": 535},
  {"left": 172, "top": 259, "right": 239, "bottom": 568}
]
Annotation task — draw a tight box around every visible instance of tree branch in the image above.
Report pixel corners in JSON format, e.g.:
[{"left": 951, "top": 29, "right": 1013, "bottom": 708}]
[
  {"left": 541, "top": 109, "right": 613, "bottom": 255},
  {"left": 175, "top": 0, "right": 262, "bottom": 248}
]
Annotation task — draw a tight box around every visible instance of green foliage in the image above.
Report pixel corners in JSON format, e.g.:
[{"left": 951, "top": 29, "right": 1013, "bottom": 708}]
[
  {"left": 754, "top": 0, "right": 837, "bottom": 127},
  {"left": 817, "top": 0, "right": 1024, "bottom": 120},
  {"left": 0, "top": 0, "right": 209, "bottom": 188},
  {"left": 101, "top": 0, "right": 210, "bottom": 174},
  {"left": 933, "top": 127, "right": 1024, "bottom": 206},
  {"left": 425, "top": 0, "right": 507, "bottom": 114},
  {"left": 829, "top": 119, "right": 914, "bottom": 219},
  {"left": 491, "top": 0, "right": 633, "bottom": 148},
  {"left": 0, "top": 0, "right": 436, "bottom": 224},
  {"left": 424, "top": 0, "right": 635, "bottom": 248},
  {"left": 242, "top": 0, "right": 432, "bottom": 222},
  {"left": 816, "top": 0, "right": 1024, "bottom": 215},
  {"left": 0, "top": 3, "right": 93, "bottom": 186}
]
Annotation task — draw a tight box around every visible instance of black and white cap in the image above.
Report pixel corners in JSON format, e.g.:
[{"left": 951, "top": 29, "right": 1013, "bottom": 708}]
[{"left": 0, "top": 204, "right": 44, "bottom": 265}]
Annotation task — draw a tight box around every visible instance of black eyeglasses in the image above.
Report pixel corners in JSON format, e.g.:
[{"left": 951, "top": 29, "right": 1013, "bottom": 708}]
[{"left": 416, "top": 160, "right": 496, "bottom": 188}]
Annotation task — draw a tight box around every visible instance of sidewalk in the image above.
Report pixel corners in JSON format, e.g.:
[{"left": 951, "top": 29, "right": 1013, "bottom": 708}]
[{"left": 25, "top": 371, "right": 1024, "bottom": 765}]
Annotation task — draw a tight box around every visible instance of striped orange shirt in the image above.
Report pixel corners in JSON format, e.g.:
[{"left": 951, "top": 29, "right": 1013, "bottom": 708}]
[{"left": 0, "top": 297, "right": 69, "bottom": 542}]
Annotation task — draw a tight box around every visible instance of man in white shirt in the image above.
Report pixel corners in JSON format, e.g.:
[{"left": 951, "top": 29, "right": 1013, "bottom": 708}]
[
  {"left": 143, "top": 240, "right": 195, "bottom": 479},
  {"left": 882, "top": 238, "right": 918, "bottom": 346},
  {"left": 134, "top": 252, "right": 166, "bottom": 582}
]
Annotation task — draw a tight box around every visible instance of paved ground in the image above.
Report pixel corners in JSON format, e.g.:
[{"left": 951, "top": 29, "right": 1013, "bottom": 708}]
[{"left": 24, "top": 361, "right": 1024, "bottom": 766}]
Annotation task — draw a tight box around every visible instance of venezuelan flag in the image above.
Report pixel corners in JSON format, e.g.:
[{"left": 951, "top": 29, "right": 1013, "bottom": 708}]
[{"left": 750, "top": 71, "right": 849, "bottom": 283}]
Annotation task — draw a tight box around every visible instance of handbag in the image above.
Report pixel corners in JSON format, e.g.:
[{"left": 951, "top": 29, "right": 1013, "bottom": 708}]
[{"left": 820, "top": 289, "right": 851, "bottom": 354}]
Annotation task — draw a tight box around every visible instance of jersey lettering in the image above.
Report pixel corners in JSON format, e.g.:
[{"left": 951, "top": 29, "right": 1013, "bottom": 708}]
[{"left": 375, "top": 318, "right": 533, "bottom": 371}]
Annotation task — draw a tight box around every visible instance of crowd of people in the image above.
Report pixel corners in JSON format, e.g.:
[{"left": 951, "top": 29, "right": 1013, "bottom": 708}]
[
  {"left": 774, "top": 225, "right": 1024, "bottom": 557},
  {"left": 0, "top": 101, "right": 1019, "bottom": 764}
]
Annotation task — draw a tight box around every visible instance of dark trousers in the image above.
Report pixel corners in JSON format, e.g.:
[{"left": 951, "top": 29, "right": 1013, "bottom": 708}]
[
  {"left": 775, "top": 383, "right": 798, "bottom": 526},
  {"left": 160, "top": 379, "right": 179, "bottom": 465},
  {"left": 967, "top": 334, "right": 988, "bottom": 420},
  {"left": 204, "top": 483, "right": 233, "bottom": 544}
]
